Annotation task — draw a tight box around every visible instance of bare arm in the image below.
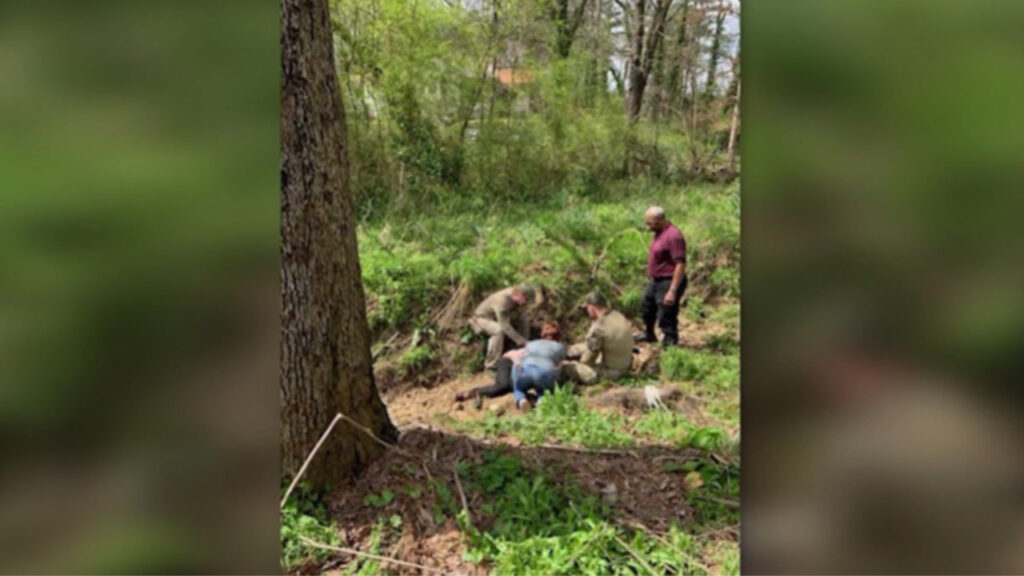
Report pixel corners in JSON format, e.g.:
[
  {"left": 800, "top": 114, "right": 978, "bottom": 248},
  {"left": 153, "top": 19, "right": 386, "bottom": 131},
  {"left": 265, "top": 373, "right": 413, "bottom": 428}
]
[{"left": 504, "top": 348, "right": 527, "bottom": 362}]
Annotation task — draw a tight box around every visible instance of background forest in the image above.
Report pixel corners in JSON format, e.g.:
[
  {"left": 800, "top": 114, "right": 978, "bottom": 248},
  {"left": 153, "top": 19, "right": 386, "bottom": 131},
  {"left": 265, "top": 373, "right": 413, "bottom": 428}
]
[{"left": 335, "top": 0, "right": 740, "bottom": 221}]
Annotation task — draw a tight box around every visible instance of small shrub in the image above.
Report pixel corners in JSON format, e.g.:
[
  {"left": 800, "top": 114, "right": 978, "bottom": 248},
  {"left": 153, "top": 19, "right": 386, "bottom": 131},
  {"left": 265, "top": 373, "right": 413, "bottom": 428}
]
[
  {"left": 281, "top": 506, "right": 340, "bottom": 571},
  {"left": 363, "top": 489, "right": 395, "bottom": 508},
  {"left": 398, "top": 345, "right": 436, "bottom": 374},
  {"left": 280, "top": 481, "right": 340, "bottom": 570}
]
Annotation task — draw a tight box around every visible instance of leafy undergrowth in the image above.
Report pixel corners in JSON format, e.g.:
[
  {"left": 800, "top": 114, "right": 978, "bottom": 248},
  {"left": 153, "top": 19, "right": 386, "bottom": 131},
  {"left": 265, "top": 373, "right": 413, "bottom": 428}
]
[
  {"left": 363, "top": 181, "right": 739, "bottom": 383},
  {"left": 285, "top": 313, "right": 740, "bottom": 574},
  {"left": 283, "top": 433, "right": 738, "bottom": 575},
  {"left": 459, "top": 450, "right": 732, "bottom": 575},
  {"left": 282, "top": 370, "right": 740, "bottom": 573},
  {"left": 284, "top": 181, "right": 740, "bottom": 574},
  {"left": 281, "top": 482, "right": 341, "bottom": 572}
]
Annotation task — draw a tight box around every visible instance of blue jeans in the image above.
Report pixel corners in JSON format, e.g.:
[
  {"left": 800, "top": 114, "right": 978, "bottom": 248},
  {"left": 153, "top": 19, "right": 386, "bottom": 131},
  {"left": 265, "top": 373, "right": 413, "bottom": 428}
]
[{"left": 511, "top": 363, "right": 559, "bottom": 405}]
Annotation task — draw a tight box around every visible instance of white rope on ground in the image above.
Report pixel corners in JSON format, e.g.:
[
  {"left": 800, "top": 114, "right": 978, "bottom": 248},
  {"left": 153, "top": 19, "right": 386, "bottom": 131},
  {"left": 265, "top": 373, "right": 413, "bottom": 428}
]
[
  {"left": 281, "top": 412, "right": 343, "bottom": 509},
  {"left": 299, "top": 536, "right": 450, "bottom": 575}
]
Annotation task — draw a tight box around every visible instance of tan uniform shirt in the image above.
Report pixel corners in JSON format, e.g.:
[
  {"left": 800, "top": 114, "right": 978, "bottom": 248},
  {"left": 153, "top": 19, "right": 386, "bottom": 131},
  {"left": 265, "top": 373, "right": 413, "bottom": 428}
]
[
  {"left": 582, "top": 309, "right": 633, "bottom": 372},
  {"left": 473, "top": 287, "right": 529, "bottom": 345}
]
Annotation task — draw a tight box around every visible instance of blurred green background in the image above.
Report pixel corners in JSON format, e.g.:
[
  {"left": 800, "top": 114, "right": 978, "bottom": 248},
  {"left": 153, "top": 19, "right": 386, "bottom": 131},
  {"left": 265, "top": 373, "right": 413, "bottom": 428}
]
[
  {"left": 743, "top": 1, "right": 1024, "bottom": 573},
  {"left": 0, "top": 1, "right": 280, "bottom": 573}
]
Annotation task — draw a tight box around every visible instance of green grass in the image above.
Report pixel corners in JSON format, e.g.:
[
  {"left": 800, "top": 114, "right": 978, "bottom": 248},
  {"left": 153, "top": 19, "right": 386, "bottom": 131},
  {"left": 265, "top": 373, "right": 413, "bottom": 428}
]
[
  {"left": 459, "top": 450, "right": 727, "bottom": 575},
  {"left": 458, "top": 385, "right": 634, "bottom": 449},
  {"left": 661, "top": 347, "right": 740, "bottom": 390},
  {"left": 633, "top": 409, "right": 731, "bottom": 451},
  {"left": 359, "top": 180, "right": 739, "bottom": 337}
]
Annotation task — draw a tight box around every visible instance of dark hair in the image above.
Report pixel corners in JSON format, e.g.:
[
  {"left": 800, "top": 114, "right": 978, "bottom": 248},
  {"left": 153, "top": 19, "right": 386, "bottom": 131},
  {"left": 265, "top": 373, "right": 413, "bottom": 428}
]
[
  {"left": 541, "top": 322, "right": 561, "bottom": 341},
  {"left": 583, "top": 291, "right": 607, "bottom": 307}
]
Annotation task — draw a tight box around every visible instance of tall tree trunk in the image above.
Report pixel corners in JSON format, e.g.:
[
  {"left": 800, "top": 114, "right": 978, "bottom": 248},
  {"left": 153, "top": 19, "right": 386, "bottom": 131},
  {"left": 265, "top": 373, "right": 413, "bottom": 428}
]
[
  {"left": 682, "top": 3, "right": 701, "bottom": 116},
  {"left": 726, "top": 75, "right": 740, "bottom": 169},
  {"left": 703, "top": 3, "right": 725, "bottom": 100},
  {"left": 649, "top": 20, "right": 667, "bottom": 122},
  {"left": 281, "top": 0, "right": 397, "bottom": 492},
  {"left": 665, "top": 0, "right": 689, "bottom": 116},
  {"left": 625, "top": 0, "right": 647, "bottom": 122},
  {"left": 552, "top": 0, "right": 590, "bottom": 58},
  {"left": 626, "top": 0, "right": 674, "bottom": 123},
  {"left": 722, "top": 48, "right": 739, "bottom": 115},
  {"left": 584, "top": 0, "right": 604, "bottom": 103}
]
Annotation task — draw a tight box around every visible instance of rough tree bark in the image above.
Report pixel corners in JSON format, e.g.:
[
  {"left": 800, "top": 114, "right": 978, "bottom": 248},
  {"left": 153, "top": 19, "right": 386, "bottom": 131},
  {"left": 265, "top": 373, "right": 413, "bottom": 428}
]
[{"left": 281, "top": 0, "right": 397, "bottom": 491}]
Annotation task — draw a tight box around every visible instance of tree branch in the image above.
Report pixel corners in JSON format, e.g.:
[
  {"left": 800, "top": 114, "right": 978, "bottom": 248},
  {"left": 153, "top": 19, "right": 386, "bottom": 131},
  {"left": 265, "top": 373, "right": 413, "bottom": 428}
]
[
  {"left": 642, "top": 0, "right": 674, "bottom": 75},
  {"left": 568, "top": 0, "right": 591, "bottom": 39}
]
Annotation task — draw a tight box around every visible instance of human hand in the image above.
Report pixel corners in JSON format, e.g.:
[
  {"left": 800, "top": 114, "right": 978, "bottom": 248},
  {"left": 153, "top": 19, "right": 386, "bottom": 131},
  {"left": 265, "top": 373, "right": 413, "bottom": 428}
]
[{"left": 663, "top": 289, "right": 676, "bottom": 306}]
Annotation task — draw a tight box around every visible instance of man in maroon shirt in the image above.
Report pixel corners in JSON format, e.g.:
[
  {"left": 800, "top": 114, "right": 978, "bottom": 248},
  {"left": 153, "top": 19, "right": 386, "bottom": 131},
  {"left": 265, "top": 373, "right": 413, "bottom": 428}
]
[{"left": 639, "top": 206, "right": 687, "bottom": 348}]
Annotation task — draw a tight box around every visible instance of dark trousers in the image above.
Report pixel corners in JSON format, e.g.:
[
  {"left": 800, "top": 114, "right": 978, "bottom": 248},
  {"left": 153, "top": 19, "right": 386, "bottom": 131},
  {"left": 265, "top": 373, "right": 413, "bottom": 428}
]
[
  {"left": 471, "top": 357, "right": 514, "bottom": 398},
  {"left": 641, "top": 276, "right": 686, "bottom": 347}
]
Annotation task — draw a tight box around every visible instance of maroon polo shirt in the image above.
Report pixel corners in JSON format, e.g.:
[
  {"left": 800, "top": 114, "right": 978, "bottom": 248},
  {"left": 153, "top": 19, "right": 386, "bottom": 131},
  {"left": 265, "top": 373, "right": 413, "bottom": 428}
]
[{"left": 648, "top": 222, "right": 687, "bottom": 278}]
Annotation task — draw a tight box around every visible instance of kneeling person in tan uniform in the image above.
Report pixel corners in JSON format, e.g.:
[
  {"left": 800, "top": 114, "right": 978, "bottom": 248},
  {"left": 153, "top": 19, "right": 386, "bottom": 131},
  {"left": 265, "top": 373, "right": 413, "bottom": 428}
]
[
  {"left": 563, "top": 291, "right": 634, "bottom": 384},
  {"left": 469, "top": 283, "right": 535, "bottom": 370}
]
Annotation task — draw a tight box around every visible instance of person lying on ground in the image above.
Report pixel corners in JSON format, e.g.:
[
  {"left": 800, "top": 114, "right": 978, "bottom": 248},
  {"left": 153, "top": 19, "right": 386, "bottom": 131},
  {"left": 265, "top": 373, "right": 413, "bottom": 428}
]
[
  {"left": 561, "top": 291, "right": 634, "bottom": 385},
  {"left": 455, "top": 323, "right": 561, "bottom": 405},
  {"left": 468, "top": 283, "right": 535, "bottom": 370},
  {"left": 511, "top": 336, "right": 567, "bottom": 410}
]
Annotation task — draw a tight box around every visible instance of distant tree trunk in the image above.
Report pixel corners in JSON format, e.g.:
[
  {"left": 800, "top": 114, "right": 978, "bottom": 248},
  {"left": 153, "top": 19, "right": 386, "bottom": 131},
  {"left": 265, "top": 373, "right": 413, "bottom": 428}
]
[
  {"left": 584, "top": 0, "right": 604, "bottom": 102},
  {"left": 625, "top": 0, "right": 646, "bottom": 121},
  {"left": 281, "top": 0, "right": 397, "bottom": 491},
  {"left": 703, "top": 3, "right": 725, "bottom": 100},
  {"left": 648, "top": 19, "right": 667, "bottom": 121},
  {"left": 626, "top": 0, "right": 674, "bottom": 123},
  {"left": 723, "top": 49, "right": 739, "bottom": 115},
  {"left": 552, "top": 0, "right": 590, "bottom": 58},
  {"left": 682, "top": 3, "right": 701, "bottom": 114},
  {"left": 665, "top": 0, "right": 689, "bottom": 115},
  {"left": 726, "top": 75, "right": 740, "bottom": 169}
]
